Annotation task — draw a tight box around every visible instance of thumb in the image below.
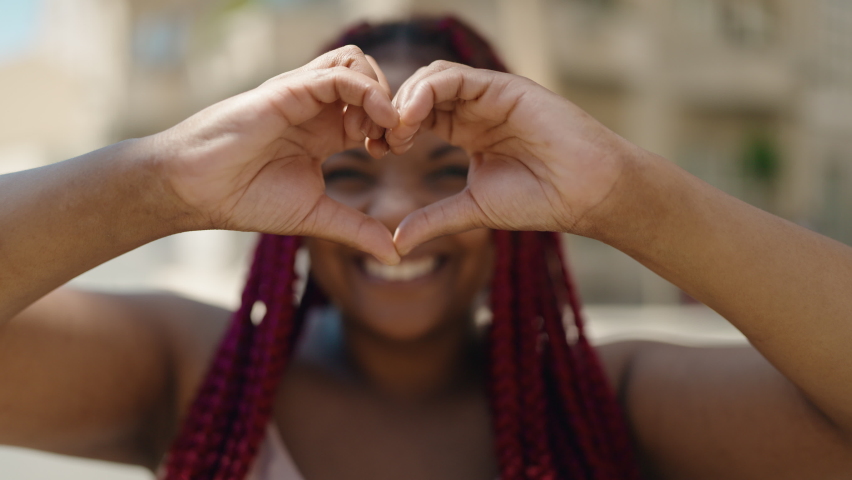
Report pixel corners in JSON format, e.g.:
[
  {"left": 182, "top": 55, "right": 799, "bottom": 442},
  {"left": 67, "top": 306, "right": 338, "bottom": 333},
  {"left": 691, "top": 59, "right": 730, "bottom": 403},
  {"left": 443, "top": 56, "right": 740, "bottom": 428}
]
[
  {"left": 393, "top": 189, "right": 489, "bottom": 256},
  {"left": 300, "top": 195, "right": 400, "bottom": 265}
]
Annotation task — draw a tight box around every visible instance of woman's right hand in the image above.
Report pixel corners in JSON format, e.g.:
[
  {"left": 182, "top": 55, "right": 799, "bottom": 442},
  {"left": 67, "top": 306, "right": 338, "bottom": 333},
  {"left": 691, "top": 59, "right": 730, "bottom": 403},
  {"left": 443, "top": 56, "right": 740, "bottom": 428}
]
[{"left": 155, "top": 46, "right": 400, "bottom": 264}]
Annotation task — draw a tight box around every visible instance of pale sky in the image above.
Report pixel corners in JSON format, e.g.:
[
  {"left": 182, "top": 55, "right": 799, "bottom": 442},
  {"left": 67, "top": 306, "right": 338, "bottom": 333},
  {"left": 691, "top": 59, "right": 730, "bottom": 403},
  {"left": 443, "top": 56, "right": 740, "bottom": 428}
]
[{"left": 0, "top": 0, "right": 42, "bottom": 64}]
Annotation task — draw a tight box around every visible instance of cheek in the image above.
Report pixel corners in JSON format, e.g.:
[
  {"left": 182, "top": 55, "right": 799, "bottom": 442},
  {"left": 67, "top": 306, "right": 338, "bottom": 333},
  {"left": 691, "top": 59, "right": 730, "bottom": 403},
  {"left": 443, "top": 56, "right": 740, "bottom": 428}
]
[
  {"left": 303, "top": 238, "right": 346, "bottom": 299},
  {"left": 302, "top": 230, "right": 495, "bottom": 341},
  {"left": 453, "top": 229, "right": 495, "bottom": 300}
]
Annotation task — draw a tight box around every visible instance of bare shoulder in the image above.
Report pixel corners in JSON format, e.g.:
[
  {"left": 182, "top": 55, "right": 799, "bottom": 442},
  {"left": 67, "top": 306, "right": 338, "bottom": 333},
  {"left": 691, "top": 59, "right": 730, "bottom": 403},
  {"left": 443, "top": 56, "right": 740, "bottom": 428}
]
[
  {"left": 78, "top": 290, "right": 233, "bottom": 464},
  {"left": 595, "top": 340, "right": 852, "bottom": 479},
  {"left": 125, "top": 293, "right": 231, "bottom": 406},
  {"left": 0, "top": 288, "right": 231, "bottom": 469},
  {"left": 121, "top": 292, "right": 232, "bottom": 414}
]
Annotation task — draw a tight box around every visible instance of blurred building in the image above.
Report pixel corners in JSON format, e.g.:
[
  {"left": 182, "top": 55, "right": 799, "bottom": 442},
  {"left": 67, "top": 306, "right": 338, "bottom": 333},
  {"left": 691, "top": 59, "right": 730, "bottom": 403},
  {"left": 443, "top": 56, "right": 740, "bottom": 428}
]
[
  {"left": 539, "top": 0, "right": 852, "bottom": 301},
  {"left": 0, "top": 2, "right": 841, "bottom": 476},
  {"left": 1, "top": 0, "right": 851, "bottom": 305}
]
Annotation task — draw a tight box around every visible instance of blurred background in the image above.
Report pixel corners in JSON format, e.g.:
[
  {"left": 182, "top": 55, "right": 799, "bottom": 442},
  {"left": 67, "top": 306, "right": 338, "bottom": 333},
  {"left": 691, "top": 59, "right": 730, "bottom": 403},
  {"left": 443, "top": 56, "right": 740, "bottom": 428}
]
[{"left": 1, "top": 0, "right": 850, "bottom": 477}]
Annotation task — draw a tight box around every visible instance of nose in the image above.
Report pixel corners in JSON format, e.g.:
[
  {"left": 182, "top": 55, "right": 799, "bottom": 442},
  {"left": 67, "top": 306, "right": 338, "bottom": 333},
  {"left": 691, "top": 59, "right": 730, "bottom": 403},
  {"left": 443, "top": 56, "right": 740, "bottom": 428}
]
[{"left": 366, "top": 183, "right": 423, "bottom": 233}]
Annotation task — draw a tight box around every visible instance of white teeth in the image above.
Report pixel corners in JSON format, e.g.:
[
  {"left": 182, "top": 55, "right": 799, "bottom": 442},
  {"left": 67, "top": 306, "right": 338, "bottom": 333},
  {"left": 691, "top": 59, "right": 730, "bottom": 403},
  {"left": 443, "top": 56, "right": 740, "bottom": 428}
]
[{"left": 363, "top": 256, "right": 438, "bottom": 282}]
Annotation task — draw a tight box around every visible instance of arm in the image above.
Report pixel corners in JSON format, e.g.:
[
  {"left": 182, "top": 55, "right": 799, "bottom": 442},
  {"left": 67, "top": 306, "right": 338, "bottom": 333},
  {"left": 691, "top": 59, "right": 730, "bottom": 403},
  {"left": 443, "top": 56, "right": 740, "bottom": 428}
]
[
  {"left": 387, "top": 61, "right": 852, "bottom": 472},
  {"left": 0, "top": 133, "right": 194, "bottom": 468},
  {"left": 599, "top": 341, "right": 852, "bottom": 479},
  {"left": 0, "top": 46, "right": 398, "bottom": 325},
  {"left": 0, "top": 46, "right": 398, "bottom": 465},
  {"left": 0, "top": 289, "right": 230, "bottom": 468},
  {"left": 0, "top": 140, "right": 191, "bottom": 322},
  {"left": 594, "top": 149, "right": 852, "bottom": 436}
]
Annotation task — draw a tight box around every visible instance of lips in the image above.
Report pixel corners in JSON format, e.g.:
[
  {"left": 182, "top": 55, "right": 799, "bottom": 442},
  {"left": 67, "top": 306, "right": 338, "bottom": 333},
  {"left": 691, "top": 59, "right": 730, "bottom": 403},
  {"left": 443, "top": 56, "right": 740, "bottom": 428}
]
[{"left": 362, "top": 255, "right": 441, "bottom": 282}]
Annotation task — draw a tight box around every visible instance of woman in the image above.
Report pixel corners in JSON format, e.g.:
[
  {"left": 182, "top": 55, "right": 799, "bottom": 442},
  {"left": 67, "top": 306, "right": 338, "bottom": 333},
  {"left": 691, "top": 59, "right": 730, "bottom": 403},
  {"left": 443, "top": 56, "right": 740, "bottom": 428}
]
[{"left": 1, "top": 16, "right": 851, "bottom": 480}]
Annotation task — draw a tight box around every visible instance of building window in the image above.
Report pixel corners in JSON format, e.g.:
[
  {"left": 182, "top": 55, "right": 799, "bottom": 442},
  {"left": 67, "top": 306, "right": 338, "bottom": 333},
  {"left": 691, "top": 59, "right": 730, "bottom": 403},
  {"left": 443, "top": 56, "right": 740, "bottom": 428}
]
[
  {"left": 719, "top": 0, "right": 773, "bottom": 48},
  {"left": 817, "top": 0, "right": 852, "bottom": 87},
  {"left": 674, "top": 0, "right": 775, "bottom": 48}
]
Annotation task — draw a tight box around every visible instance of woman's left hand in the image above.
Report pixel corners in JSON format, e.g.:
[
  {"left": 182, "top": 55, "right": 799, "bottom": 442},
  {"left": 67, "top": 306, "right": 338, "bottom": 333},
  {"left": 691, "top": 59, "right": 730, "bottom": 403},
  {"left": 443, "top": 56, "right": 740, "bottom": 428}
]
[
  {"left": 387, "top": 62, "right": 852, "bottom": 474},
  {"left": 385, "top": 61, "right": 640, "bottom": 254}
]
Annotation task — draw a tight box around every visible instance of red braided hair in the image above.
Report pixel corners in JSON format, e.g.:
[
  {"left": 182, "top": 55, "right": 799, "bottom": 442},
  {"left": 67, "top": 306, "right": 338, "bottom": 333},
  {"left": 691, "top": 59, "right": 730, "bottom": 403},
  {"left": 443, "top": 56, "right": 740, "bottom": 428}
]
[{"left": 162, "top": 16, "right": 640, "bottom": 480}]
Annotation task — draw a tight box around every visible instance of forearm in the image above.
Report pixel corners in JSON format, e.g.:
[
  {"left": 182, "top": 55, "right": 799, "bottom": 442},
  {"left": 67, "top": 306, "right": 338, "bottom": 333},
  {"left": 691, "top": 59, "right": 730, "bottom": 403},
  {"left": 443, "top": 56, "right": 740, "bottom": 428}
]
[
  {"left": 0, "top": 137, "right": 198, "bottom": 322},
  {"left": 590, "top": 150, "right": 852, "bottom": 432}
]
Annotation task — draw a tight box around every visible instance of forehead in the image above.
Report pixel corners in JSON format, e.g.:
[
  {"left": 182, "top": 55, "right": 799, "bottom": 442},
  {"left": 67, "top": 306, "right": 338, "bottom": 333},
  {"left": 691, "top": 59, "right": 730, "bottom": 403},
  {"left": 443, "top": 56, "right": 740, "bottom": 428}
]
[
  {"left": 377, "top": 62, "right": 417, "bottom": 97},
  {"left": 366, "top": 43, "right": 457, "bottom": 95},
  {"left": 327, "top": 130, "right": 465, "bottom": 166}
]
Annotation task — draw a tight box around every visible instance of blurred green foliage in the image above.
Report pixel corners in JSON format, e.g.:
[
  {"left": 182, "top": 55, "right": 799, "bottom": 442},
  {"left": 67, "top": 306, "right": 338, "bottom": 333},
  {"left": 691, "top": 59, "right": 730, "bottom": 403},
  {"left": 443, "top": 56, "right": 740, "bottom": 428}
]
[{"left": 741, "top": 132, "right": 780, "bottom": 183}]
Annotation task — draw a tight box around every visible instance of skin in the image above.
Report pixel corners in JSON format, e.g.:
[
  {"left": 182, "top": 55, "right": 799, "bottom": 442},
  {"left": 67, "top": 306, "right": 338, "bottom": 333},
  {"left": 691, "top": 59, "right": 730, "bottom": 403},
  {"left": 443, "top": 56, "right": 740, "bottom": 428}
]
[
  {"left": 303, "top": 49, "right": 494, "bottom": 399},
  {"left": 0, "top": 43, "right": 851, "bottom": 480}
]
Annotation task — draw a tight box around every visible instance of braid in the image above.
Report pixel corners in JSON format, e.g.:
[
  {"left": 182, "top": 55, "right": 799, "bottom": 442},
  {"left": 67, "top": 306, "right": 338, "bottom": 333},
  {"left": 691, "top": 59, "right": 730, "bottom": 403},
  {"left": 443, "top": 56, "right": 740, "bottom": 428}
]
[
  {"left": 547, "top": 233, "right": 638, "bottom": 474},
  {"left": 516, "top": 232, "right": 556, "bottom": 479},
  {"left": 163, "top": 16, "right": 640, "bottom": 480},
  {"left": 489, "top": 230, "right": 524, "bottom": 480},
  {"left": 492, "top": 231, "right": 641, "bottom": 480},
  {"left": 162, "top": 235, "right": 306, "bottom": 480}
]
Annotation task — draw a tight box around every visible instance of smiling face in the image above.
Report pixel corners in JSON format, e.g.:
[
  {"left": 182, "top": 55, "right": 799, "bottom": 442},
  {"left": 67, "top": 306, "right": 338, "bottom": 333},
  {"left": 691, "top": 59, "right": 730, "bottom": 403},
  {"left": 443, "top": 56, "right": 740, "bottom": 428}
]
[{"left": 303, "top": 51, "right": 494, "bottom": 343}]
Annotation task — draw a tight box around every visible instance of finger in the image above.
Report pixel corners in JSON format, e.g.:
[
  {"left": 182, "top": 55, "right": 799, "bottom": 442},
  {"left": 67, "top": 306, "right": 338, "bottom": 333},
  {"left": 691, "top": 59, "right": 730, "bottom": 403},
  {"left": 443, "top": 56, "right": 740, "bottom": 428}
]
[
  {"left": 391, "top": 61, "right": 456, "bottom": 113},
  {"left": 361, "top": 56, "right": 393, "bottom": 141},
  {"left": 300, "top": 195, "right": 400, "bottom": 265},
  {"left": 384, "top": 64, "right": 440, "bottom": 142},
  {"left": 398, "top": 66, "right": 491, "bottom": 128},
  {"left": 308, "top": 45, "right": 379, "bottom": 82},
  {"left": 269, "top": 68, "right": 399, "bottom": 129},
  {"left": 366, "top": 55, "right": 392, "bottom": 98},
  {"left": 385, "top": 65, "right": 437, "bottom": 142},
  {"left": 343, "top": 104, "right": 368, "bottom": 142},
  {"left": 365, "top": 137, "right": 390, "bottom": 159},
  {"left": 393, "top": 189, "right": 489, "bottom": 256},
  {"left": 343, "top": 55, "right": 392, "bottom": 143},
  {"left": 344, "top": 106, "right": 387, "bottom": 145},
  {"left": 261, "top": 45, "right": 379, "bottom": 96},
  {"left": 388, "top": 61, "right": 480, "bottom": 144},
  {"left": 387, "top": 129, "right": 419, "bottom": 155}
]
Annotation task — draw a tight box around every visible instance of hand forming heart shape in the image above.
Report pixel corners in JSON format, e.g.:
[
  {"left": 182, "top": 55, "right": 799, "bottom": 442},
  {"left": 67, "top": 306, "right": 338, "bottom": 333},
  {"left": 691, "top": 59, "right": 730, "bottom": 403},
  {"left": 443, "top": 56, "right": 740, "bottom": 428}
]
[
  {"left": 156, "top": 46, "right": 634, "bottom": 264},
  {"left": 386, "top": 61, "right": 633, "bottom": 256}
]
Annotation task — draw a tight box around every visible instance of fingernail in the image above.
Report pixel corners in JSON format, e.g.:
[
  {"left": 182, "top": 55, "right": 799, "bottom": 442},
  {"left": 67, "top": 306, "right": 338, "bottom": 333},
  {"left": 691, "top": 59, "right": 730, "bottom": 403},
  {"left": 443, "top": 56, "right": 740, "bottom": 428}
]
[
  {"left": 360, "top": 117, "right": 371, "bottom": 137},
  {"left": 369, "top": 126, "right": 385, "bottom": 140}
]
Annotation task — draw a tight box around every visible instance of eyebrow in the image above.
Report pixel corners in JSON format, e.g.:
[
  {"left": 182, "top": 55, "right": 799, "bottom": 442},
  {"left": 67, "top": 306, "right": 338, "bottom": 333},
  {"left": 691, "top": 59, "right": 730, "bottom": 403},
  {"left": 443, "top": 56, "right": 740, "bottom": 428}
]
[
  {"left": 334, "top": 144, "right": 465, "bottom": 162},
  {"left": 429, "top": 144, "right": 465, "bottom": 160},
  {"left": 335, "top": 149, "right": 371, "bottom": 162}
]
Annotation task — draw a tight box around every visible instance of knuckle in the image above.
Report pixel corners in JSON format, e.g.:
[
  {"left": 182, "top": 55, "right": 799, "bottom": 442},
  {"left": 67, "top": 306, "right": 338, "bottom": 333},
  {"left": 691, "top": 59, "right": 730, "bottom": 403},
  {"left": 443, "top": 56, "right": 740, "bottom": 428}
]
[
  {"left": 339, "top": 44, "right": 364, "bottom": 56},
  {"left": 260, "top": 71, "right": 288, "bottom": 86},
  {"left": 329, "top": 65, "right": 349, "bottom": 75},
  {"left": 336, "top": 45, "right": 365, "bottom": 66},
  {"left": 309, "top": 68, "right": 330, "bottom": 84}
]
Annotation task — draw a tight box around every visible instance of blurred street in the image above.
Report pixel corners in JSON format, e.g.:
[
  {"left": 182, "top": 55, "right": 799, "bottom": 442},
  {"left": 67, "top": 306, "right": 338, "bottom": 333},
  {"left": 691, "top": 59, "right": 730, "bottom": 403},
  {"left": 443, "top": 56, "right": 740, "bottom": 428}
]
[{"left": 0, "top": 0, "right": 847, "bottom": 477}]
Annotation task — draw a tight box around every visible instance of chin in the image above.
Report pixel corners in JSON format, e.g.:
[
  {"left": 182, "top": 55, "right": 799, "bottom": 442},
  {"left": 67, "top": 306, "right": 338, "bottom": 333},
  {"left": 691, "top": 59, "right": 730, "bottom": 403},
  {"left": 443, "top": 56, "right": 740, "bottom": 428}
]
[{"left": 344, "top": 300, "right": 468, "bottom": 344}]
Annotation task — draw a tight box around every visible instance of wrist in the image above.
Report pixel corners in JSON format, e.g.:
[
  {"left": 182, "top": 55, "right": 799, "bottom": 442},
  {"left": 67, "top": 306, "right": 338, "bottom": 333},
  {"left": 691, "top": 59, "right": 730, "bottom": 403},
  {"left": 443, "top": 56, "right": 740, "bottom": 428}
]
[
  {"left": 572, "top": 144, "right": 673, "bottom": 250},
  {"left": 123, "top": 135, "right": 211, "bottom": 234}
]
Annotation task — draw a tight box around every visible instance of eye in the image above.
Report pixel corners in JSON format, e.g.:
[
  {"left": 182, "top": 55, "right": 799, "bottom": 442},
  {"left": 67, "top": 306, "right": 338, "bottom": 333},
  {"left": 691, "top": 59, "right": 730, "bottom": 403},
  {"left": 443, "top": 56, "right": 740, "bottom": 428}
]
[
  {"left": 323, "top": 167, "right": 375, "bottom": 195},
  {"left": 426, "top": 165, "right": 468, "bottom": 195},
  {"left": 324, "top": 168, "right": 371, "bottom": 183},
  {"left": 429, "top": 165, "right": 469, "bottom": 180}
]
